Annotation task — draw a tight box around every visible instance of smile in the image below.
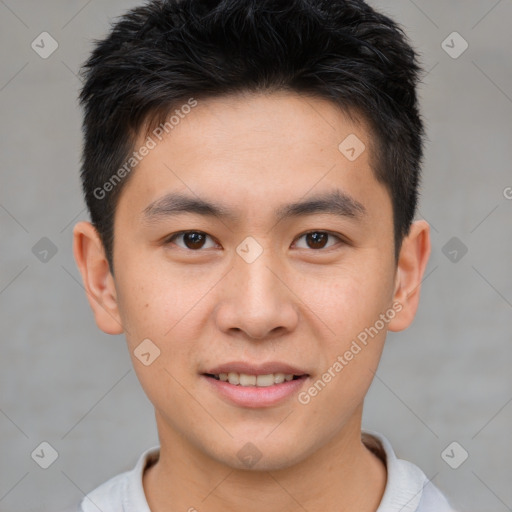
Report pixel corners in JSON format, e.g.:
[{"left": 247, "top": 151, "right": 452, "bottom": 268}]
[{"left": 206, "top": 372, "right": 303, "bottom": 387}]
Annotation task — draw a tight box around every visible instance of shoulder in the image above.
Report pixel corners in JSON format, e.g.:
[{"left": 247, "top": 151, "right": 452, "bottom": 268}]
[
  {"left": 362, "top": 430, "right": 457, "bottom": 512},
  {"left": 78, "top": 446, "right": 160, "bottom": 512}
]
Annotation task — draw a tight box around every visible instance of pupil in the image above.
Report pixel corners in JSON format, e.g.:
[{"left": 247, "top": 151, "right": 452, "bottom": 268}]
[
  {"left": 185, "top": 232, "right": 205, "bottom": 249},
  {"left": 307, "top": 232, "right": 327, "bottom": 249}
]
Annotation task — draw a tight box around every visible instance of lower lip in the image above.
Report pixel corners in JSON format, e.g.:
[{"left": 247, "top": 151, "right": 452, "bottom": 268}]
[{"left": 202, "top": 375, "right": 309, "bottom": 408}]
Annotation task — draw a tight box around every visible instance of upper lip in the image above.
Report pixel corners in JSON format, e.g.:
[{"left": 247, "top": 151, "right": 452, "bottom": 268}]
[{"left": 204, "top": 361, "right": 309, "bottom": 376}]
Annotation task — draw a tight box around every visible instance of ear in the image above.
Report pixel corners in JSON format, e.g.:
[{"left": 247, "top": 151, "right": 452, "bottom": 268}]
[
  {"left": 387, "top": 220, "right": 431, "bottom": 332},
  {"left": 72, "top": 221, "right": 124, "bottom": 335}
]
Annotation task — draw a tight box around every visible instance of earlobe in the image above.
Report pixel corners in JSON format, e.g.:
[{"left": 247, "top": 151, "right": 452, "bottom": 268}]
[
  {"left": 388, "top": 220, "right": 431, "bottom": 332},
  {"left": 72, "top": 221, "right": 124, "bottom": 335}
]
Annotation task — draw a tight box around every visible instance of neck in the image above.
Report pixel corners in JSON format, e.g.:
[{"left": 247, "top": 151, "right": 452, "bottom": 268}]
[{"left": 143, "top": 405, "right": 386, "bottom": 512}]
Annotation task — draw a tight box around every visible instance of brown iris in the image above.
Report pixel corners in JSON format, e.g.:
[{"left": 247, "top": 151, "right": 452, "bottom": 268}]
[
  {"left": 304, "top": 232, "right": 329, "bottom": 249},
  {"left": 182, "top": 232, "right": 207, "bottom": 250}
]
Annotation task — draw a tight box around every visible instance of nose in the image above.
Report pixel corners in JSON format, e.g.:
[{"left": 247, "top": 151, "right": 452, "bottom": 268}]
[{"left": 213, "top": 250, "right": 299, "bottom": 341}]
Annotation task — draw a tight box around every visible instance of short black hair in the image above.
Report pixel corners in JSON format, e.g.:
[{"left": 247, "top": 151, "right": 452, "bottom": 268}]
[{"left": 78, "top": 0, "right": 426, "bottom": 273}]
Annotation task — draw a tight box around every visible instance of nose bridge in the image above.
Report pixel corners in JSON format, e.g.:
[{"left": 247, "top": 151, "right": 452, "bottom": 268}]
[
  {"left": 214, "top": 240, "right": 299, "bottom": 339},
  {"left": 239, "top": 250, "right": 281, "bottom": 305}
]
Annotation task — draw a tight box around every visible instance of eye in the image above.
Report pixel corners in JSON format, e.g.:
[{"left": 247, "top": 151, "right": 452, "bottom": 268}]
[
  {"left": 164, "top": 230, "right": 344, "bottom": 251},
  {"left": 165, "top": 231, "right": 218, "bottom": 250},
  {"left": 293, "top": 231, "right": 343, "bottom": 250}
]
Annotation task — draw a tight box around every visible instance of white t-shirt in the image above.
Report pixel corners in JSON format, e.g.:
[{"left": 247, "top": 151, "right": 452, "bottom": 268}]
[{"left": 75, "top": 430, "right": 456, "bottom": 512}]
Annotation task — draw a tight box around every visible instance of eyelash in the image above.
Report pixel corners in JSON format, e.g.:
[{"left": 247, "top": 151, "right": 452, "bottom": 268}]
[{"left": 163, "top": 230, "right": 346, "bottom": 251}]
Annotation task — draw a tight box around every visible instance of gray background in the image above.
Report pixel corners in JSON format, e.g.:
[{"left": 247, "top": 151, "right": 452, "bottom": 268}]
[{"left": 1, "top": 1, "right": 511, "bottom": 511}]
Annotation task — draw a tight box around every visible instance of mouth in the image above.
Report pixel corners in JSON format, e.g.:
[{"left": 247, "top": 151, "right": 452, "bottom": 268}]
[
  {"left": 201, "top": 362, "right": 310, "bottom": 408},
  {"left": 203, "top": 372, "right": 307, "bottom": 387}
]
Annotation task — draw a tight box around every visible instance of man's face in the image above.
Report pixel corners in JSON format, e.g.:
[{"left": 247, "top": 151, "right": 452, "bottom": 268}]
[{"left": 110, "top": 92, "right": 398, "bottom": 469}]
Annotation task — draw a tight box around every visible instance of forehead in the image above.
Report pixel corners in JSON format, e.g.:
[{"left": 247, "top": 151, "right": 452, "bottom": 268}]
[{"left": 116, "top": 91, "right": 390, "bottom": 228}]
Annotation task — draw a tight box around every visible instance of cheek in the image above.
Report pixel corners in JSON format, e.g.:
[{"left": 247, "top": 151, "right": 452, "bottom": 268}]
[
  {"left": 114, "top": 256, "right": 190, "bottom": 337},
  {"left": 114, "top": 264, "right": 199, "bottom": 406},
  {"left": 114, "top": 259, "right": 219, "bottom": 382},
  {"left": 292, "top": 258, "right": 394, "bottom": 403},
  {"left": 296, "top": 263, "right": 393, "bottom": 339}
]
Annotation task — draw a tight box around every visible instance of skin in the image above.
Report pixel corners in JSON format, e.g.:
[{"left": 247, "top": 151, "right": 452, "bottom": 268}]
[{"left": 73, "top": 91, "right": 430, "bottom": 512}]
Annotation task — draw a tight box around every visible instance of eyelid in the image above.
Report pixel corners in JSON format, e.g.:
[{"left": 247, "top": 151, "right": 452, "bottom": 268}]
[
  {"left": 292, "top": 230, "right": 345, "bottom": 250},
  {"left": 164, "top": 230, "right": 219, "bottom": 249}
]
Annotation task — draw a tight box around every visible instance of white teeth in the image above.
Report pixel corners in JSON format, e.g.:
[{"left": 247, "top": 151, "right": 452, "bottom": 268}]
[
  {"left": 227, "top": 372, "right": 239, "bottom": 385},
  {"left": 274, "top": 373, "right": 285, "bottom": 384},
  {"left": 256, "top": 374, "right": 274, "bottom": 387},
  {"left": 239, "top": 373, "right": 257, "bottom": 386},
  {"left": 213, "top": 372, "right": 299, "bottom": 386}
]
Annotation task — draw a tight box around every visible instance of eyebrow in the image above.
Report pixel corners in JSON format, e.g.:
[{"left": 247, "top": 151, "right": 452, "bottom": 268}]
[{"left": 141, "top": 189, "right": 367, "bottom": 226}]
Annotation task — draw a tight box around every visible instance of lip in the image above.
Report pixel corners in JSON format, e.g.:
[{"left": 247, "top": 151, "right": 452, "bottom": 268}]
[
  {"left": 201, "top": 361, "right": 310, "bottom": 408},
  {"left": 202, "top": 373, "right": 309, "bottom": 408},
  {"left": 204, "top": 361, "right": 308, "bottom": 376}
]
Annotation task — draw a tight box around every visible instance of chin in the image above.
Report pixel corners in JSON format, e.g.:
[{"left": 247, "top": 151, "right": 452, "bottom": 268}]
[{"left": 208, "top": 435, "right": 311, "bottom": 472}]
